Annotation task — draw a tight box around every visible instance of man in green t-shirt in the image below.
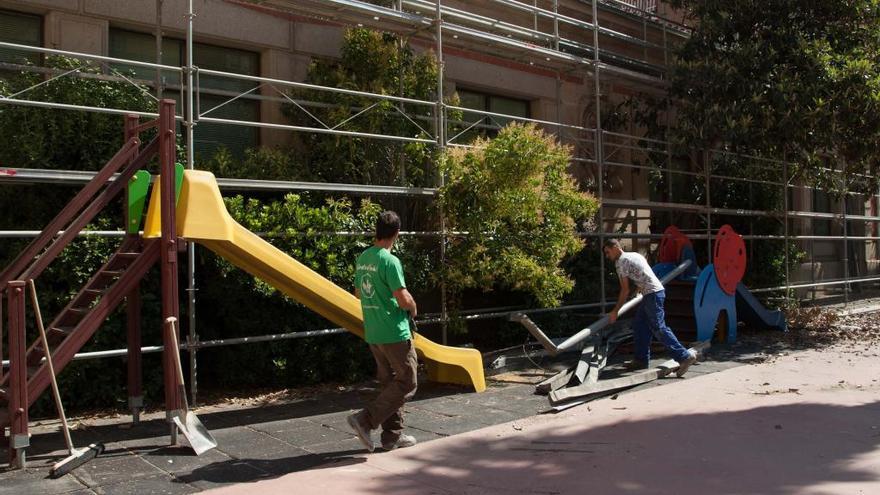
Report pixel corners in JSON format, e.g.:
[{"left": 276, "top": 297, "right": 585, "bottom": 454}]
[{"left": 347, "top": 211, "right": 419, "bottom": 452}]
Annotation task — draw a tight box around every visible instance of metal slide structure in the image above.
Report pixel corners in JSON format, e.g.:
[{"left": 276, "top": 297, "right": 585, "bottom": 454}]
[{"left": 143, "top": 170, "right": 486, "bottom": 393}]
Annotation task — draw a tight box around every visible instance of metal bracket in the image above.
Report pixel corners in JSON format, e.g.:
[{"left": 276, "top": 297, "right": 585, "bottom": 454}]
[{"left": 11, "top": 433, "right": 29, "bottom": 449}]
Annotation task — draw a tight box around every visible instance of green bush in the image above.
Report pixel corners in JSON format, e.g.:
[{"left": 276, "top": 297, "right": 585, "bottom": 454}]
[{"left": 439, "top": 123, "right": 599, "bottom": 309}]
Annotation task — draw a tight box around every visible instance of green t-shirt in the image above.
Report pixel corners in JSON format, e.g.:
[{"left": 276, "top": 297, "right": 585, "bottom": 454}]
[{"left": 355, "top": 246, "right": 411, "bottom": 344}]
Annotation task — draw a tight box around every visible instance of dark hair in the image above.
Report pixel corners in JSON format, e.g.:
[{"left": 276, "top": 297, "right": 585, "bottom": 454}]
[
  {"left": 375, "top": 211, "right": 401, "bottom": 240},
  {"left": 603, "top": 238, "right": 621, "bottom": 249}
]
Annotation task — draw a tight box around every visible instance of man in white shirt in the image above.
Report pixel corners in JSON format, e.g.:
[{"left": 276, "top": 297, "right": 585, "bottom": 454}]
[{"left": 603, "top": 238, "right": 697, "bottom": 376}]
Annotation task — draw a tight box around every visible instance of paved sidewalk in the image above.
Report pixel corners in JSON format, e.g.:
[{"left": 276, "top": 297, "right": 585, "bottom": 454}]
[{"left": 205, "top": 344, "right": 880, "bottom": 495}]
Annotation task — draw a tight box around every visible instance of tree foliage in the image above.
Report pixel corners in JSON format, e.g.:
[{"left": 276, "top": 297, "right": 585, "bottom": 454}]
[
  {"left": 439, "top": 123, "right": 599, "bottom": 307},
  {"left": 284, "top": 28, "right": 452, "bottom": 187},
  {"left": 667, "top": 0, "right": 880, "bottom": 193}
]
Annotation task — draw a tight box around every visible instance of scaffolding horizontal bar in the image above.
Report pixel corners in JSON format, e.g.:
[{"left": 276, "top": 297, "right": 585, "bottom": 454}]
[
  {"left": 0, "top": 96, "right": 162, "bottom": 119},
  {"left": 0, "top": 167, "right": 439, "bottom": 196},
  {"left": 750, "top": 276, "right": 880, "bottom": 294},
  {"left": 216, "top": 176, "right": 438, "bottom": 196},
  {"left": 197, "top": 67, "right": 436, "bottom": 107},
  {"left": 198, "top": 116, "right": 437, "bottom": 144},
  {"left": 0, "top": 40, "right": 183, "bottom": 72}
]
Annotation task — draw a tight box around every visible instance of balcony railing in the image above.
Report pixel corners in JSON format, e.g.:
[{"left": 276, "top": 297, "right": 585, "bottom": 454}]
[{"left": 611, "top": 0, "right": 658, "bottom": 12}]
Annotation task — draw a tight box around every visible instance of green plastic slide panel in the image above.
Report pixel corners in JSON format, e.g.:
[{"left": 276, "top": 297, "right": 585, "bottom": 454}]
[
  {"left": 127, "top": 170, "right": 151, "bottom": 234},
  {"left": 174, "top": 163, "right": 184, "bottom": 203},
  {"left": 126, "top": 164, "right": 185, "bottom": 234}
]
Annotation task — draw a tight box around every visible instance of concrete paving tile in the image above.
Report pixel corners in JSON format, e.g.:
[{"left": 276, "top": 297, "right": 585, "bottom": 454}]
[
  {"left": 300, "top": 437, "right": 365, "bottom": 456},
  {"left": 245, "top": 418, "right": 313, "bottom": 435},
  {"left": 404, "top": 415, "right": 486, "bottom": 437},
  {"left": 211, "top": 427, "right": 312, "bottom": 461},
  {"left": 171, "top": 459, "right": 274, "bottom": 491},
  {"left": 408, "top": 398, "right": 481, "bottom": 418},
  {"left": 71, "top": 451, "right": 166, "bottom": 489},
  {"left": 0, "top": 467, "right": 89, "bottom": 495},
  {"left": 137, "top": 445, "right": 234, "bottom": 476},
  {"left": 89, "top": 473, "right": 196, "bottom": 495},
  {"left": 263, "top": 422, "right": 354, "bottom": 448}
]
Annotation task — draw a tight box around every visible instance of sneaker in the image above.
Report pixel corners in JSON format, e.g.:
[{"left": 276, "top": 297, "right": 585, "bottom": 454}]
[
  {"left": 346, "top": 413, "right": 375, "bottom": 452},
  {"left": 382, "top": 434, "right": 417, "bottom": 451},
  {"left": 624, "top": 359, "right": 650, "bottom": 371},
  {"left": 676, "top": 350, "right": 698, "bottom": 377}
]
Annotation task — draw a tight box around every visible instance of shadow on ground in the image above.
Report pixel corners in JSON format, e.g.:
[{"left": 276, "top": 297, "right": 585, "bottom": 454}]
[{"left": 351, "top": 400, "right": 880, "bottom": 494}]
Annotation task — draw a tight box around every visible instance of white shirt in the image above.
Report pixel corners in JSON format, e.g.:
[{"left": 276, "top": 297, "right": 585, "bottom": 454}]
[{"left": 615, "top": 251, "right": 664, "bottom": 295}]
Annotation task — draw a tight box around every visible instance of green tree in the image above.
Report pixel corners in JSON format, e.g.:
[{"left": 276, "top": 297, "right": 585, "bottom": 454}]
[
  {"left": 667, "top": 0, "right": 880, "bottom": 193},
  {"left": 284, "top": 28, "right": 449, "bottom": 187},
  {"left": 439, "top": 123, "right": 599, "bottom": 308}
]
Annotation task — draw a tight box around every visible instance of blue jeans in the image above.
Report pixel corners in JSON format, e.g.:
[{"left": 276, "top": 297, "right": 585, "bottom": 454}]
[{"left": 632, "top": 290, "right": 691, "bottom": 363}]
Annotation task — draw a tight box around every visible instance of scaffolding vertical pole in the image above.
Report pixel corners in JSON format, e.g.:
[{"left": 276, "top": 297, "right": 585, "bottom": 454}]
[
  {"left": 185, "top": 0, "right": 198, "bottom": 405},
  {"left": 533, "top": 0, "right": 538, "bottom": 32},
  {"left": 783, "top": 159, "right": 790, "bottom": 303},
  {"left": 7, "top": 281, "right": 28, "bottom": 469},
  {"left": 843, "top": 173, "right": 849, "bottom": 305},
  {"left": 704, "top": 149, "right": 711, "bottom": 255},
  {"left": 155, "top": 0, "right": 164, "bottom": 99},
  {"left": 665, "top": 96, "right": 672, "bottom": 223},
  {"left": 435, "top": 0, "right": 448, "bottom": 344},
  {"left": 124, "top": 114, "right": 143, "bottom": 425},
  {"left": 592, "top": 0, "right": 606, "bottom": 311},
  {"left": 552, "top": 0, "right": 559, "bottom": 51},
  {"left": 0, "top": 285, "right": 3, "bottom": 385},
  {"left": 395, "top": 0, "right": 406, "bottom": 185}
]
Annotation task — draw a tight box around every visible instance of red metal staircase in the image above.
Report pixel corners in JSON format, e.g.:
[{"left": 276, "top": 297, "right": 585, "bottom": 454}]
[
  {"left": 1, "top": 100, "right": 180, "bottom": 468},
  {"left": 0, "top": 237, "right": 160, "bottom": 425}
]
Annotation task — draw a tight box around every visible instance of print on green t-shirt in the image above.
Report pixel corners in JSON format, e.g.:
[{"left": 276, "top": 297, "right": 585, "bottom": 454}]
[{"left": 355, "top": 246, "right": 412, "bottom": 344}]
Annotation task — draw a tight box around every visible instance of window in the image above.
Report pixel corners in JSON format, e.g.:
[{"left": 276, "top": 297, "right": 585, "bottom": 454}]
[
  {"left": 456, "top": 88, "right": 529, "bottom": 140},
  {"left": 109, "top": 29, "right": 260, "bottom": 158},
  {"left": 0, "top": 10, "right": 41, "bottom": 66}
]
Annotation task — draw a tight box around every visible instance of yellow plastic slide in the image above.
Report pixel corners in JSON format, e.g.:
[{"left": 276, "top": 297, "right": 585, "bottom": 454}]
[{"left": 145, "top": 170, "right": 486, "bottom": 392}]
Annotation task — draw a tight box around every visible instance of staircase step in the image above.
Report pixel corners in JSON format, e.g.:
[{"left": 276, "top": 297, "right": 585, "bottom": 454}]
[
  {"left": 115, "top": 252, "right": 141, "bottom": 259},
  {"left": 48, "top": 326, "right": 75, "bottom": 338},
  {"left": 67, "top": 307, "right": 91, "bottom": 315},
  {"left": 27, "top": 365, "right": 41, "bottom": 379},
  {"left": 0, "top": 387, "right": 7, "bottom": 401}
]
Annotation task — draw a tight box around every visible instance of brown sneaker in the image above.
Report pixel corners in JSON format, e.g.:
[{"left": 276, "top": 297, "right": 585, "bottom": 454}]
[
  {"left": 676, "top": 350, "right": 698, "bottom": 377},
  {"left": 382, "top": 434, "right": 417, "bottom": 451},
  {"left": 347, "top": 413, "right": 375, "bottom": 452}
]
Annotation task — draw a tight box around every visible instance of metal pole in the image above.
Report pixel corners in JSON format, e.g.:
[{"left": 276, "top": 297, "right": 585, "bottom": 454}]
[
  {"left": 158, "top": 99, "right": 181, "bottom": 444},
  {"left": 7, "top": 281, "right": 28, "bottom": 469},
  {"left": 436, "top": 0, "right": 448, "bottom": 344},
  {"left": 123, "top": 115, "right": 143, "bottom": 424},
  {"left": 552, "top": 0, "right": 559, "bottom": 50},
  {"left": 704, "top": 149, "right": 712, "bottom": 255},
  {"left": 185, "top": 0, "right": 198, "bottom": 405},
  {"left": 155, "top": 0, "right": 164, "bottom": 99},
  {"left": 783, "top": 159, "right": 790, "bottom": 303},
  {"left": 843, "top": 172, "right": 849, "bottom": 305},
  {"left": 592, "top": 0, "right": 606, "bottom": 311}
]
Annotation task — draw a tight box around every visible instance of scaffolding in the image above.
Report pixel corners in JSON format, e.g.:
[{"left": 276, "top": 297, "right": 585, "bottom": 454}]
[{"left": 1, "top": 0, "right": 879, "bottom": 405}]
